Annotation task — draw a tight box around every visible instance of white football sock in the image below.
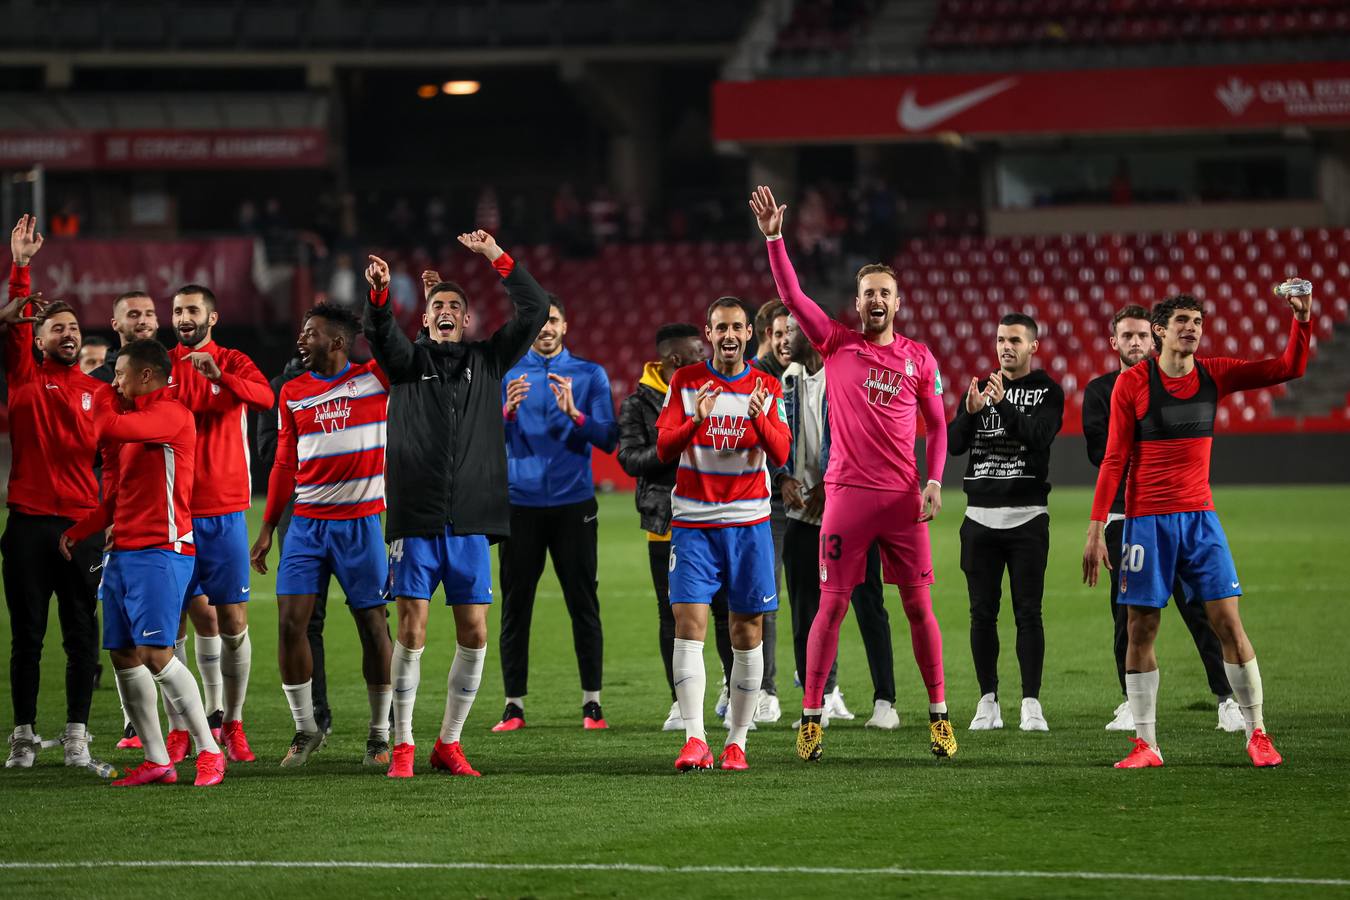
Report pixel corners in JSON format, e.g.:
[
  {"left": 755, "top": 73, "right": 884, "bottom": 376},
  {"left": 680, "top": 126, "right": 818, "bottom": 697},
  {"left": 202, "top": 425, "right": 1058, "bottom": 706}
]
[
  {"left": 392, "top": 641, "right": 424, "bottom": 746},
  {"left": 153, "top": 656, "right": 220, "bottom": 755},
  {"left": 1125, "top": 669, "right": 1160, "bottom": 750},
  {"left": 114, "top": 673, "right": 132, "bottom": 729},
  {"left": 725, "top": 643, "right": 763, "bottom": 751},
  {"left": 505, "top": 696, "right": 524, "bottom": 710},
  {"left": 173, "top": 635, "right": 188, "bottom": 667},
  {"left": 1223, "top": 658, "right": 1264, "bottom": 739},
  {"left": 117, "top": 665, "right": 168, "bottom": 765},
  {"left": 220, "top": 629, "right": 252, "bottom": 722},
  {"left": 672, "top": 638, "right": 706, "bottom": 742},
  {"left": 440, "top": 644, "right": 486, "bottom": 744},
  {"left": 160, "top": 680, "right": 188, "bottom": 732},
  {"left": 282, "top": 680, "right": 317, "bottom": 734},
  {"left": 368, "top": 686, "right": 392, "bottom": 742},
  {"left": 929, "top": 701, "right": 948, "bottom": 715},
  {"left": 195, "top": 634, "right": 223, "bottom": 713},
  {"left": 582, "top": 689, "right": 601, "bottom": 705}
]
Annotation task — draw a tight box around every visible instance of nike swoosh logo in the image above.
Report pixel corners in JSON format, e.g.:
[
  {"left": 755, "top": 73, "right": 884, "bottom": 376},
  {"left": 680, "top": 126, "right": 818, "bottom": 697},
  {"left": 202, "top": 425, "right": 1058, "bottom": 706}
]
[
  {"left": 241, "top": 588, "right": 250, "bottom": 594},
  {"left": 583, "top": 514, "right": 598, "bottom": 524},
  {"left": 421, "top": 374, "right": 438, "bottom": 381},
  {"left": 395, "top": 687, "right": 413, "bottom": 694},
  {"left": 921, "top": 570, "right": 933, "bottom": 579},
  {"left": 897, "top": 78, "right": 1018, "bottom": 132},
  {"left": 141, "top": 629, "right": 162, "bottom": 637},
  {"left": 1231, "top": 582, "right": 1240, "bottom": 588},
  {"left": 674, "top": 676, "right": 693, "bottom": 687},
  {"left": 460, "top": 687, "right": 476, "bottom": 693}
]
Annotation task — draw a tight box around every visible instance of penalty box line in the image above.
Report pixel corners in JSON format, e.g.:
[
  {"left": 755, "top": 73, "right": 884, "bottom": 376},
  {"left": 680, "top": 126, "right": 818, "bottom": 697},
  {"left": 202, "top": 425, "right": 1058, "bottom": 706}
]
[{"left": 0, "top": 860, "right": 1347, "bottom": 886}]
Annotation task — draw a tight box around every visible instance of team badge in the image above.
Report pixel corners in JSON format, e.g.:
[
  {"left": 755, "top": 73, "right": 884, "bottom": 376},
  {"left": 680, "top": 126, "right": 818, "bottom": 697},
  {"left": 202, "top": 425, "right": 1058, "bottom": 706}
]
[
  {"left": 905, "top": 358, "right": 915, "bottom": 377},
  {"left": 465, "top": 367, "right": 472, "bottom": 383},
  {"left": 1120, "top": 575, "right": 1127, "bottom": 593},
  {"left": 210, "top": 383, "right": 221, "bottom": 396},
  {"left": 346, "top": 379, "right": 359, "bottom": 397},
  {"left": 81, "top": 391, "right": 92, "bottom": 411},
  {"left": 819, "top": 564, "right": 828, "bottom": 584}
]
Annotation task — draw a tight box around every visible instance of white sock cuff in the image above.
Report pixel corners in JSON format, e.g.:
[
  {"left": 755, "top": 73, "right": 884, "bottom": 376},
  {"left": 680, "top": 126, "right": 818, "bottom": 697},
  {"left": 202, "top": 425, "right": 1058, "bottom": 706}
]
[
  {"left": 455, "top": 643, "right": 486, "bottom": 661},
  {"left": 732, "top": 642, "right": 763, "bottom": 663},
  {"left": 221, "top": 628, "right": 249, "bottom": 650},
  {"left": 116, "top": 663, "right": 154, "bottom": 686},
  {"left": 152, "top": 655, "right": 187, "bottom": 683},
  {"left": 174, "top": 636, "right": 187, "bottom": 651},
  {"left": 196, "top": 634, "right": 222, "bottom": 650},
  {"left": 673, "top": 638, "right": 704, "bottom": 653},
  {"left": 396, "top": 641, "right": 426, "bottom": 661}
]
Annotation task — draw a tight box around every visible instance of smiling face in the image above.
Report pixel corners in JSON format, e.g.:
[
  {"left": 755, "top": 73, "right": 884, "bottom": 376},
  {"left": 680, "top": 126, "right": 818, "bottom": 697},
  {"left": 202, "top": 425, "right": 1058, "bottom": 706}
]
[
  {"left": 706, "top": 304, "right": 750, "bottom": 370},
  {"left": 855, "top": 271, "right": 899, "bottom": 336},
  {"left": 172, "top": 292, "right": 217, "bottom": 349},
  {"left": 1111, "top": 316, "right": 1152, "bottom": 368},
  {"left": 996, "top": 324, "right": 1037, "bottom": 378},
  {"left": 111, "top": 296, "right": 158, "bottom": 346},
  {"left": 1157, "top": 308, "right": 1204, "bottom": 357},
  {"left": 424, "top": 288, "right": 470, "bottom": 345},
  {"left": 532, "top": 305, "right": 567, "bottom": 357},
  {"left": 38, "top": 311, "right": 81, "bottom": 365}
]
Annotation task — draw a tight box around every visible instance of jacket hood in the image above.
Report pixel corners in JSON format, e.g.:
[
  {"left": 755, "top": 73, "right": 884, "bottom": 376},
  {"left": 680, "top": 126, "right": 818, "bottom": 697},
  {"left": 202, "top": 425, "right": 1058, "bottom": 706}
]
[{"left": 638, "top": 361, "right": 668, "bottom": 394}]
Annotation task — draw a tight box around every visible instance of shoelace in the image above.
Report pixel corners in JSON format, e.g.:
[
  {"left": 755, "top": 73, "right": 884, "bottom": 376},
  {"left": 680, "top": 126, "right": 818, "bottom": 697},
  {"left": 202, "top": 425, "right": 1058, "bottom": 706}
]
[{"left": 1251, "top": 732, "right": 1274, "bottom": 753}]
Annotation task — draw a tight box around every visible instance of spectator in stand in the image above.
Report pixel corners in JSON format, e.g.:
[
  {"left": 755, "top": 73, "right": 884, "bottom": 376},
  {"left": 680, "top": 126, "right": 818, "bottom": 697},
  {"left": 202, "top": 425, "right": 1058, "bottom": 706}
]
[
  {"left": 328, "top": 253, "right": 358, "bottom": 308},
  {"left": 388, "top": 262, "right": 418, "bottom": 320}
]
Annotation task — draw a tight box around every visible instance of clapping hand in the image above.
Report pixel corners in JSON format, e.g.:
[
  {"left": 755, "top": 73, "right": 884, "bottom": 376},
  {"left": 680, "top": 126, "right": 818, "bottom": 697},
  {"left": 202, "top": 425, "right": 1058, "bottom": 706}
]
[
  {"left": 692, "top": 380, "right": 722, "bottom": 424},
  {"left": 548, "top": 373, "right": 579, "bottom": 420},
  {"left": 505, "top": 374, "right": 530, "bottom": 414},
  {"left": 748, "top": 186, "right": 786, "bottom": 239},
  {"left": 746, "top": 377, "right": 770, "bottom": 419}
]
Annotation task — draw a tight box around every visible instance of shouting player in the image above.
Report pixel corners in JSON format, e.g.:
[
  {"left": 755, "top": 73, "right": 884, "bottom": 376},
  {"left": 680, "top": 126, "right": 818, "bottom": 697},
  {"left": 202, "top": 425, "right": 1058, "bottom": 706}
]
[
  {"left": 1083, "top": 287, "right": 1312, "bottom": 768},
  {"left": 169, "top": 284, "right": 274, "bottom": 763},
  {"left": 365, "top": 230, "right": 550, "bottom": 780},
  {"left": 750, "top": 185, "right": 954, "bottom": 762},
  {"left": 251, "top": 304, "right": 394, "bottom": 769},
  {"left": 62, "top": 339, "right": 225, "bottom": 786},
  {"left": 655, "top": 296, "right": 790, "bottom": 771}
]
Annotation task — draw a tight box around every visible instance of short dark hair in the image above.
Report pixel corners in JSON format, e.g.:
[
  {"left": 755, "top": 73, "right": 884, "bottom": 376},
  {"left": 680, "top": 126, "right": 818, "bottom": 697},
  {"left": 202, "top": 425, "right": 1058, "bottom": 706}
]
[
  {"left": 428, "top": 281, "right": 470, "bottom": 307},
  {"left": 112, "top": 290, "right": 153, "bottom": 312},
  {"left": 37, "top": 300, "right": 77, "bottom": 328},
  {"left": 999, "top": 312, "right": 1038, "bottom": 338},
  {"left": 120, "top": 338, "right": 172, "bottom": 380},
  {"left": 175, "top": 284, "right": 216, "bottom": 312},
  {"left": 655, "top": 322, "right": 700, "bottom": 349},
  {"left": 546, "top": 293, "right": 565, "bottom": 318},
  {"left": 304, "top": 302, "right": 360, "bottom": 346},
  {"left": 1149, "top": 294, "right": 1204, "bottom": 351},
  {"left": 705, "top": 296, "right": 753, "bottom": 327},
  {"left": 754, "top": 300, "right": 788, "bottom": 338},
  {"left": 81, "top": 335, "right": 111, "bottom": 348},
  {"left": 1111, "top": 304, "right": 1150, "bottom": 334},
  {"left": 855, "top": 262, "right": 898, "bottom": 291}
]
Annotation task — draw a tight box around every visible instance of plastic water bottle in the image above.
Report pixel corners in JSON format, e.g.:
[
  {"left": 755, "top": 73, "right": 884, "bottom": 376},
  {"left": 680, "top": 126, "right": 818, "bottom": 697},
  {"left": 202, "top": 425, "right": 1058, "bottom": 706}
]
[
  {"left": 85, "top": 758, "right": 118, "bottom": 779},
  {"left": 1273, "top": 278, "right": 1312, "bottom": 297}
]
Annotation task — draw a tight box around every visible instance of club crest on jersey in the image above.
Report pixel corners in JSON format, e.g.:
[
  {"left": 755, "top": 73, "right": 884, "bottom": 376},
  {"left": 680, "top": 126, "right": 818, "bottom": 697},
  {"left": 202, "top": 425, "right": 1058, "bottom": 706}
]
[
  {"left": 863, "top": 367, "right": 903, "bottom": 406},
  {"left": 705, "top": 414, "right": 748, "bottom": 451},
  {"left": 346, "top": 379, "right": 359, "bottom": 397},
  {"left": 314, "top": 397, "right": 352, "bottom": 434},
  {"left": 905, "top": 358, "right": 915, "bottom": 377},
  {"left": 81, "top": 391, "right": 92, "bottom": 411},
  {"left": 820, "top": 564, "right": 828, "bottom": 583},
  {"left": 210, "top": 383, "right": 220, "bottom": 396}
]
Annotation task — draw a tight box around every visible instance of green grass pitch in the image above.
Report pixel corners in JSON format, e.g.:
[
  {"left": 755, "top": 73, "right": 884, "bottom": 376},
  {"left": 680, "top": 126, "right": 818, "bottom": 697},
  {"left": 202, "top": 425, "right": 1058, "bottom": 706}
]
[{"left": 1, "top": 485, "right": 1348, "bottom": 899}]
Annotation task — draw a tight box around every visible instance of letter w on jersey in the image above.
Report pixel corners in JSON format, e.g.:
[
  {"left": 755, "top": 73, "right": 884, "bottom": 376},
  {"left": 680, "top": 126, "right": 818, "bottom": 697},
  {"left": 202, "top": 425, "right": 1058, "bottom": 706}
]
[
  {"left": 705, "top": 414, "right": 748, "bottom": 450},
  {"left": 864, "top": 367, "right": 903, "bottom": 406},
  {"left": 313, "top": 397, "right": 352, "bottom": 434}
]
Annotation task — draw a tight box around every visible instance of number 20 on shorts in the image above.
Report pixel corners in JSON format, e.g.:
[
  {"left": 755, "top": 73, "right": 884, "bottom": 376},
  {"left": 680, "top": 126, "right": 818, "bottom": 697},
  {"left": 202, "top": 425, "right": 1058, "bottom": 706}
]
[{"left": 1121, "top": 543, "right": 1146, "bottom": 573}]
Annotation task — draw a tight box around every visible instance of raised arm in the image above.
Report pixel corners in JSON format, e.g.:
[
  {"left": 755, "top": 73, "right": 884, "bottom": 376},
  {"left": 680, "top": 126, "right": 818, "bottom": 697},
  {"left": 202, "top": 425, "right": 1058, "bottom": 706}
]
[
  {"left": 4, "top": 215, "right": 46, "bottom": 381},
  {"left": 946, "top": 377, "right": 983, "bottom": 457},
  {"left": 363, "top": 254, "right": 419, "bottom": 382},
  {"left": 1208, "top": 315, "right": 1312, "bottom": 397},
  {"left": 454, "top": 230, "right": 550, "bottom": 376},
  {"left": 751, "top": 186, "right": 837, "bottom": 352}
]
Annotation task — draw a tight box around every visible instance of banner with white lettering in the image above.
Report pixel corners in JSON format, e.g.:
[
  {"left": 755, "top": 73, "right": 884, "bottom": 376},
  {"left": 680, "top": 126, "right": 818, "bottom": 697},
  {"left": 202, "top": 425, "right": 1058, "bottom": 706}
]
[
  {"left": 24, "top": 238, "right": 269, "bottom": 324},
  {"left": 0, "top": 129, "right": 326, "bottom": 170},
  {"left": 713, "top": 61, "right": 1350, "bottom": 142}
]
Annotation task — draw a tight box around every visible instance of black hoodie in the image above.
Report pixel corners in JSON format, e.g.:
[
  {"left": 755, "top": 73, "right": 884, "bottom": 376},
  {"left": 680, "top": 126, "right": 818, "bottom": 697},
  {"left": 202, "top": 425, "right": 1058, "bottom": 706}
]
[{"left": 947, "top": 369, "right": 1064, "bottom": 509}]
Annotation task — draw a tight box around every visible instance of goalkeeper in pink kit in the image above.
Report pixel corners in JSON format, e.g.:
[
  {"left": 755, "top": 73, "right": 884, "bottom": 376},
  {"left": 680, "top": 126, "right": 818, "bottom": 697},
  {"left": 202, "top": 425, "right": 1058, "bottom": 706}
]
[{"left": 750, "top": 186, "right": 956, "bottom": 762}]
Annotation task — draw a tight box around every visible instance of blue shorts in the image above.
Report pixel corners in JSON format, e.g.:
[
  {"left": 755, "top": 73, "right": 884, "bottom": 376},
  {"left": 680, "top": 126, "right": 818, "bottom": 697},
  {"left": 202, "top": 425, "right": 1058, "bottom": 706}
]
[
  {"left": 100, "top": 550, "right": 196, "bottom": 650},
  {"left": 1118, "top": 511, "right": 1242, "bottom": 608},
  {"left": 276, "top": 515, "right": 389, "bottom": 610},
  {"left": 669, "top": 521, "right": 778, "bottom": 615},
  {"left": 185, "top": 511, "right": 251, "bottom": 606},
  {"left": 389, "top": 526, "right": 492, "bottom": 605}
]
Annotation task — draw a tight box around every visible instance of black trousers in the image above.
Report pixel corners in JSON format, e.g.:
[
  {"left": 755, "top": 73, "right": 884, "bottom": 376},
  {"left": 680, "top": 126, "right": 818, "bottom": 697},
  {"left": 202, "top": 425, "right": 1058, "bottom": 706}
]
[
  {"left": 648, "top": 541, "right": 734, "bottom": 701},
  {"left": 499, "top": 498, "right": 604, "bottom": 697},
  {"left": 1105, "top": 519, "right": 1231, "bottom": 698},
  {"left": 960, "top": 513, "right": 1050, "bottom": 699},
  {"left": 2, "top": 513, "right": 102, "bottom": 727},
  {"left": 783, "top": 517, "right": 896, "bottom": 704},
  {"left": 277, "top": 501, "right": 333, "bottom": 715}
]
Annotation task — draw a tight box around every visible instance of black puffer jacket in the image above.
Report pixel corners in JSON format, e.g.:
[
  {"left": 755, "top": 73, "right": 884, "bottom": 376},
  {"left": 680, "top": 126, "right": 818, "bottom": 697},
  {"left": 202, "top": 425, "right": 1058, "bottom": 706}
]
[
  {"left": 364, "top": 260, "right": 550, "bottom": 542},
  {"left": 617, "top": 375, "right": 676, "bottom": 535}
]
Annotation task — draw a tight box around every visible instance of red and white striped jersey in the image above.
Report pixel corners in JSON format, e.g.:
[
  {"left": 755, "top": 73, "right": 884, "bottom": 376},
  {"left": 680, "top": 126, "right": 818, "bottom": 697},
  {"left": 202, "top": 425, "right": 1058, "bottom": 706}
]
[
  {"left": 66, "top": 387, "right": 197, "bottom": 555},
  {"left": 169, "top": 340, "right": 274, "bottom": 518},
  {"left": 264, "top": 361, "right": 389, "bottom": 522},
  {"left": 655, "top": 361, "right": 790, "bottom": 528}
]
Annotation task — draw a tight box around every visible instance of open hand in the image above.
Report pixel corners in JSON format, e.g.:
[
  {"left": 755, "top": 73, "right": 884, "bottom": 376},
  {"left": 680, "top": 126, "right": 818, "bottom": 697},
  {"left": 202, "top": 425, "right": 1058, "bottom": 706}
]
[
  {"left": 10, "top": 214, "right": 44, "bottom": 265},
  {"left": 984, "top": 371, "right": 1005, "bottom": 405},
  {"left": 0, "top": 290, "right": 45, "bottom": 327},
  {"left": 748, "top": 186, "right": 786, "bottom": 238},
  {"left": 1082, "top": 525, "right": 1111, "bottom": 587},
  {"left": 421, "top": 270, "right": 443, "bottom": 299},
  {"left": 548, "top": 373, "right": 579, "bottom": 419},
  {"left": 365, "top": 255, "right": 390, "bottom": 292},
  {"left": 746, "top": 377, "right": 770, "bottom": 419},
  {"left": 693, "top": 380, "right": 722, "bottom": 424},
  {"left": 965, "top": 377, "right": 985, "bottom": 415},
  {"left": 457, "top": 229, "right": 503, "bottom": 261},
  {"left": 505, "top": 373, "right": 530, "bottom": 414}
]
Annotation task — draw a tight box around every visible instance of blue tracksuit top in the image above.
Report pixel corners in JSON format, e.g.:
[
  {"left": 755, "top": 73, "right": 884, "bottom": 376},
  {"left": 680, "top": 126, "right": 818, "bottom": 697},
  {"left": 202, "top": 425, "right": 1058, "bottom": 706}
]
[{"left": 503, "top": 347, "right": 619, "bottom": 507}]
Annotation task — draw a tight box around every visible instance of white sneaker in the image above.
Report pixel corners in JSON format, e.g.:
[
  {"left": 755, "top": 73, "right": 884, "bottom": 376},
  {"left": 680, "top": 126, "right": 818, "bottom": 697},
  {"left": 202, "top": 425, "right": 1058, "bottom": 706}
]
[
  {"left": 865, "top": 700, "right": 900, "bottom": 730},
  {"left": 1105, "top": 700, "right": 1134, "bottom": 731},
  {"left": 662, "top": 701, "right": 683, "bottom": 732},
  {"left": 1019, "top": 697, "right": 1049, "bottom": 732},
  {"left": 1216, "top": 697, "right": 1245, "bottom": 733},
  {"left": 968, "top": 692, "right": 1002, "bottom": 730},
  {"left": 714, "top": 678, "right": 730, "bottom": 719},
  {"left": 753, "top": 691, "right": 782, "bottom": 723},
  {"left": 60, "top": 726, "right": 91, "bottom": 767},
  {"left": 825, "top": 686, "right": 855, "bottom": 720},
  {"left": 5, "top": 728, "right": 37, "bottom": 768},
  {"left": 793, "top": 705, "right": 833, "bottom": 729}
]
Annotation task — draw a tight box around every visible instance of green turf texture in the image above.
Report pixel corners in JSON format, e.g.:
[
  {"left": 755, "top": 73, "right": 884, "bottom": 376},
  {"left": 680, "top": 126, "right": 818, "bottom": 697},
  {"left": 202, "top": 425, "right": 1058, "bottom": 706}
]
[{"left": 1, "top": 485, "right": 1348, "bottom": 899}]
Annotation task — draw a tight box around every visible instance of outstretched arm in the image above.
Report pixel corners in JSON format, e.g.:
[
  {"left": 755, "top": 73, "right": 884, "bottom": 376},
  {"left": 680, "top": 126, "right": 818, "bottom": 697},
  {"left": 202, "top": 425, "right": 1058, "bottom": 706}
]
[
  {"left": 751, "top": 186, "right": 837, "bottom": 353},
  {"left": 4, "top": 215, "right": 45, "bottom": 382},
  {"left": 453, "top": 230, "right": 549, "bottom": 376},
  {"left": 363, "top": 254, "right": 418, "bottom": 382},
  {"left": 1208, "top": 315, "right": 1312, "bottom": 397}
]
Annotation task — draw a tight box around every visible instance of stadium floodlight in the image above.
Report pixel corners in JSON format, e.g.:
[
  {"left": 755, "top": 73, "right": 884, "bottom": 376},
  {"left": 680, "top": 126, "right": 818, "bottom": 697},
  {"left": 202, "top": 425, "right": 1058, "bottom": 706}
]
[{"left": 442, "top": 81, "right": 481, "bottom": 96}]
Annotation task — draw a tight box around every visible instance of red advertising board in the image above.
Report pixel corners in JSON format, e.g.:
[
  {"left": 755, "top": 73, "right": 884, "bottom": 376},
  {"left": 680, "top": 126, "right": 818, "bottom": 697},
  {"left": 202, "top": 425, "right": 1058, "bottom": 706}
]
[
  {"left": 713, "top": 61, "right": 1350, "bottom": 142},
  {"left": 22, "top": 238, "right": 269, "bottom": 324},
  {"left": 0, "top": 129, "right": 326, "bottom": 170}
]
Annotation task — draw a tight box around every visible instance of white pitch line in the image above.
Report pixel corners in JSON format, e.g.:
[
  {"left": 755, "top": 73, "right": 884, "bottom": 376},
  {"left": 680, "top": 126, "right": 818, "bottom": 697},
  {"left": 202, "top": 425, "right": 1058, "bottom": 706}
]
[{"left": 0, "top": 860, "right": 1346, "bottom": 886}]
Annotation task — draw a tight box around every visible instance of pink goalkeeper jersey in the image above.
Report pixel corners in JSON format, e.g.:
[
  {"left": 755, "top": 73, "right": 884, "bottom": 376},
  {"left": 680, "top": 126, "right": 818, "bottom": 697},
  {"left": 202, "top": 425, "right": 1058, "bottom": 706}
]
[{"left": 766, "top": 237, "right": 948, "bottom": 493}]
